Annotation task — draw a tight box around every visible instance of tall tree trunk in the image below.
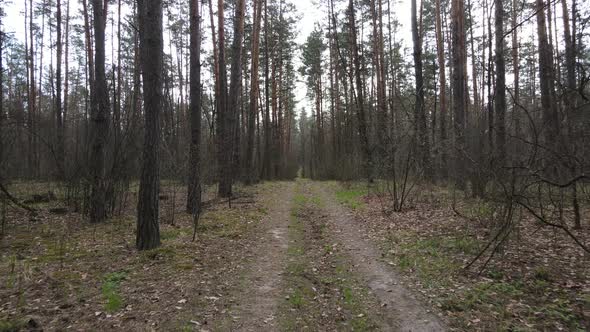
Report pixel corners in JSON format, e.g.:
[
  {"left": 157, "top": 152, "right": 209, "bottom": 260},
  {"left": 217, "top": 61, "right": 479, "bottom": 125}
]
[
  {"left": 451, "top": 0, "right": 466, "bottom": 189},
  {"left": 26, "top": 0, "right": 36, "bottom": 178},
  {"left": 55, "top": 0, "right": 65, "bottom": 179},
  {"left": 0, "top": 13, "right": 3, "bottom": 170},
  {"left": 208, "top": 0, "right": 220, "bottom": 112},
  {"left": 349, "top": 0, "right": 373, "bottom": 182},
  {"left": 412, "top": 0, "right": 432, "bottom": 181},
  {"left": 113, "top": 0, "right": 122, "bottom": 146},
  {"left": 435, "top": 0, "right": 447, "bottom": 178},
  {"left": 216, "top": 0, "right": 229, "bottom": 194},
  {"left": 535, "top": 0, "right": 559, "bottom": 150},
  {"left": 511, "top": 0, "right": 520, "bottom": 138},
  {"left": 137, "top": 0, "right": 163, "bottom": 250},
  {"left": 561, "top": 0, "right": 581, "bottom": 228},
  {"left": 246, "top": 0, "right": 263, "bottom": 184},
  {"left": 37, "top": 0, "right": 46, "bottom": 177},
  {"left": 494, "top": 0, "right": 506, "bottom": 165},
  {"left": 218, "top": 0, "right": 245, "bottom": 197},
  {"left": 63, "top": 0, "right": 70, "bottom": 172},
  {"left": 89, "top": 0, "right": 109, "bottom": 224},
  {"left": 82, "top": 0, "right": 95, "bottom": 102},
  {"left": 187, "top": 0, "right": 202, "bottom": 214},
  {"left": 263, "top": 0, "right": 271, "bottom": 180},
  {"left": 371, "top": 0, "right": 386, "bottom": 164}
]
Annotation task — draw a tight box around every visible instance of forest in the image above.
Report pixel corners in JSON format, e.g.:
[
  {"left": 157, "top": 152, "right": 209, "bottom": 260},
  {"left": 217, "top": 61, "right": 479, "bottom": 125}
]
[{"left": 0, "top": 0, "right": 589, "bottom": 330}]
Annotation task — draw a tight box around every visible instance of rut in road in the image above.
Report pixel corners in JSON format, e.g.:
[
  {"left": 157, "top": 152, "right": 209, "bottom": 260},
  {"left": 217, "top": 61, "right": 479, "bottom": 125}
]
[
  {"left": 312, "top": 182, "right": 447, "bottom": 332},
  {"left": 228, "top": 181, "right": 295, "bottom": 331}
]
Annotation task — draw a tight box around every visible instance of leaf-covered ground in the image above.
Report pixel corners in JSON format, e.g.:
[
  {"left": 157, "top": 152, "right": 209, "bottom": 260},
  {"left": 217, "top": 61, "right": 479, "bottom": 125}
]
[
  {"left": 0, "top": 181, "right": 275, "bottom": 331},
  {"left": 332, "top": 181, "right": 590, "bottom": 331},
  {"left": 1, "top": 179, "right": 588, "bottom": 331}
]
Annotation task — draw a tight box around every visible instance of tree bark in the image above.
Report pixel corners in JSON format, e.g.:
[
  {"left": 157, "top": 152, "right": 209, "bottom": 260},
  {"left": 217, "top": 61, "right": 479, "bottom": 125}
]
[
  {"left": 349, "top": 0, "right": 373, "bottom": 182},
  {"left": 89, "top": 0, "right": 109, "bottom": 224},
  {"left": 262, "top": 0, "right": 271, "bottom": 180},
  {"left": 451, "top": 0, "right": 466, "bottom": 189},
  {"left": 137, "top": 0, "right": 163, "bottom": 250},
  {"left": 535, "top": 0, "right": 559, "bottom": 149},
  {"left": 63, "top": 0, "right": 70, "bottom": 172},
  {"left": 246, "top": 0, "right": 263, "bottom": 184},
  {"left": 55, "top": 0, "right": 65, "bottom": 179},
  {"left": 187, "top": 0, "right": 202, "bottom": 214},
  {"left": 371, "top": 0, "right": 386, "bottom": 163},
  {"left": 494, "top": 0, "right": 506, "bottom": 165},
  {"left": 511, "top": 0, "right": 520, "bottom": 138},
  {"left": 82, "top": 0, "right": 95, "bottom": 102},
  {"left": 561, "top": 0, "right": 581, "bottom": 228},
  {"left": 26, "top": 0, "right": 36, "bottom": 178},
  {"left": 218, "top": 0, "right": 245, "bottom": 197},
  {"left": 435, "top": 0, "right": 447, "bottom": 178},
  {"left": 216, "top": 0, "right": 229, "bottom": 195},
  {"left": 412, "top": 0, "right": 432, "bottom": 181}
]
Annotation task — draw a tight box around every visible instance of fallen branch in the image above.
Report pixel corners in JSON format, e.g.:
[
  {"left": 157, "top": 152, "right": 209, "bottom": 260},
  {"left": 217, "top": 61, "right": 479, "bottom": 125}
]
[{"left": 0, "top": 181, "right": 37, "bottom": 214}]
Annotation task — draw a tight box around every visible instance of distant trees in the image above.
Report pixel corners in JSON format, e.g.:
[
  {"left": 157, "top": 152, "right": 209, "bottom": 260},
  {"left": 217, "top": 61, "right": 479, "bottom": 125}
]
[
  {"left": 0, "top": 0, "right": 588, "bottom": 245},
  {"left": 300, "top": 27, "right": 326, "bottom": 178}
]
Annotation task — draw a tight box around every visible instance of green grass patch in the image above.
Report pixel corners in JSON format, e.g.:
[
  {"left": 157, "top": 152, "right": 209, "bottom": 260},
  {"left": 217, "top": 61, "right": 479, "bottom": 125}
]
[
  {"left": 388, "top": 234, "right": 479, "bottom": 288},
  {"left": 532, "top": 299, "right": 582, "bottom": 330},
  {"left": 0, "top": 318, "right": 27, "bottom": 332},
  {"left": 441, "top": 280, "right": 524, "bottom": 312},
  {"left": 288, "top": 288, "right": 306, "bottom": 308},
  {"left": 335, "top": 187, "right": 367, "bottom": 210},
  {"left": 161, "top": 227, "right": 188, "bottom": 240},
  {"left": 198, "top": 206, "right": 264, "bottom": 238},
  {"left": 102, "top": 271, "right": 127, "bottom": 313},
  {"left": 139, "top": 246, "right": 176, "bottom": 262},
  {"left": 38, "top": 238, "right": 87, "bottom": 264}
]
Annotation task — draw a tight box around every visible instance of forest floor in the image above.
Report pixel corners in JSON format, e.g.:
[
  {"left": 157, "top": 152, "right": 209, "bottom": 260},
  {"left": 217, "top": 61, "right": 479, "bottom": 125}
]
[{"left": 0, "top": 179, "right": 588, "bottom": 331}]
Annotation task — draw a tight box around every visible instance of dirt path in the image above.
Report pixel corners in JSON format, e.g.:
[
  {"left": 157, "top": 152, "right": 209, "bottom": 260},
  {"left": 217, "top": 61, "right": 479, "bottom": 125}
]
[
  {"left": 313, "top": 182, "right": 447, "bottom": 332},
  {"left": 225, "top": 181, "right": 295, "bottom": 331}
]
